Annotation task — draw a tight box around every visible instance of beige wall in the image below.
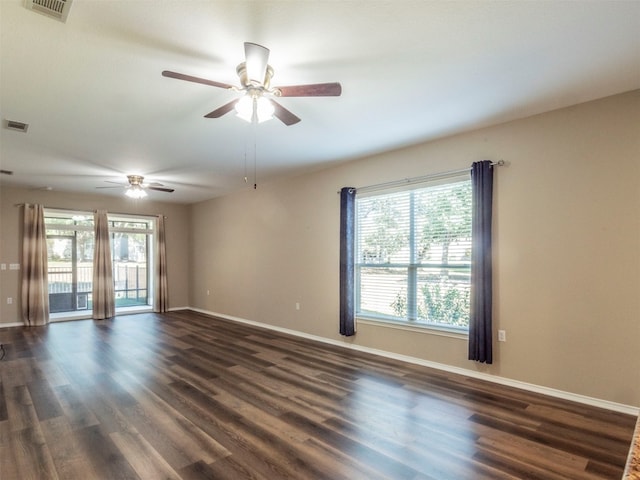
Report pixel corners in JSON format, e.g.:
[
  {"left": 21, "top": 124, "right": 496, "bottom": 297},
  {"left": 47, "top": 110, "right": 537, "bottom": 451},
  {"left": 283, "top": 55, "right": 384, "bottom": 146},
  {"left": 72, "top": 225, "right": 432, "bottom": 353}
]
[
  {"left": 189, "top": 90, "right": 640, "bottom": 407},
  {"left": 0, "top": 187, "right": 191, "bottom": 323}
]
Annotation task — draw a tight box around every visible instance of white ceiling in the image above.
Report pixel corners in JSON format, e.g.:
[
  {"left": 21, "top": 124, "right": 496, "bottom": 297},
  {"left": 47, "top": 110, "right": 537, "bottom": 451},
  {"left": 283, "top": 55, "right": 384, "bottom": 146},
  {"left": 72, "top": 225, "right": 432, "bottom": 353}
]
[{"left": 1, "top": 0, "right": 639, "bottom": 204}]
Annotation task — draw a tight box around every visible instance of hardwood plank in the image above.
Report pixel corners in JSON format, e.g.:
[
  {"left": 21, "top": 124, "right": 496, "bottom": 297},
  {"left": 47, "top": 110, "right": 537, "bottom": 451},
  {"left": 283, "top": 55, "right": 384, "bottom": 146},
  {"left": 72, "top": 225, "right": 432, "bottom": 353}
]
[
  {"left": 471, "top": 412, "right": 630, "bottom": 469},
  {"left": 9, "top": 425, "right": 60, "bottom": 480},
  {"left": 53, "top": 384, "right": 100, "bottom": 430},
  {"left": 36, "top": 359, "right": 71, "bottom": 388},
  {"left": 113, "top": 371, "right": 231, "bottom": 469},
  {"left": 476, "top": 432, "right": 598, "bottom": 479},
  {"left": 74, "top": 425, "right": 140, "bottom": 480},
  {"left": 40, "top": 416, "right": 101, "bottom": 480},
  {"left": 0, "top": 378, "right": 8, "bottom": 422},
  {"left": 110, "top": 429, "right": 183, "bottom": 480},
  {"left": 26, "top": 379, "right": 64, "bottom": 421},
  {"left": 300, "top": 436, "right": 404, "bottom": 480},
  {"left": 281, "top": 410, "right": 422, "bottom": 479},
  {"left": 179, "top": 458, "right": 269, "bottom": 480},
  {"left": 0, "top": 421, "right": 20, "bottom": 480},
  {"left": 215, "top": 389, "right": 310, "bottom": 444},
  {"left": 6, "top": 384, "right": 40, "bottom": 432}
]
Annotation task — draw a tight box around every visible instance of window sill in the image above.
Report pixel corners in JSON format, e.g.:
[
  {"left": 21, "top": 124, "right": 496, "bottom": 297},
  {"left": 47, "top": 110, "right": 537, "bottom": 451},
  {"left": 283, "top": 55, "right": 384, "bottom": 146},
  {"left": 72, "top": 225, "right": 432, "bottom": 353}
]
[
  {"left": 116, "top": 305, "right": 153, "bottom": 315},
  {"left": 357, "top": 316, "right": 468, "bottom": 340},
  {"left": 50, "top": 311, "right": 92, "bottom": 322}
]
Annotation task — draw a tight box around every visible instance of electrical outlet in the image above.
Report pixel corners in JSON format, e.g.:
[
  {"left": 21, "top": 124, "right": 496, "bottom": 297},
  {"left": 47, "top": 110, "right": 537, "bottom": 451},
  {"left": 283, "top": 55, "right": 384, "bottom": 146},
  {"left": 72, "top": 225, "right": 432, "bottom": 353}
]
[
  {"left": 7, "top": 297, "right": 12, "bottom": 305},
  {"left": 498, "top": 330, "right": 506, "bottom": 342},
  {"left": 207, "top": 290, "right": 210, "bottom": 296},
  {"left": 295, "top": 302, "right": 300, "bottom": 310}
]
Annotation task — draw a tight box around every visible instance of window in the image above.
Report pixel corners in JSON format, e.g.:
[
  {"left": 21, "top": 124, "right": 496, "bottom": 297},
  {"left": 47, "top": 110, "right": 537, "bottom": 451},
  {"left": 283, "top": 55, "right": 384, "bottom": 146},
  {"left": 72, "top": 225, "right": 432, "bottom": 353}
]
[
  {"left": 45, "top": 209, "right": 155, "bottom": 314},
  {"left": 355, "top": 176, "right": 472, "bottom": 331}
]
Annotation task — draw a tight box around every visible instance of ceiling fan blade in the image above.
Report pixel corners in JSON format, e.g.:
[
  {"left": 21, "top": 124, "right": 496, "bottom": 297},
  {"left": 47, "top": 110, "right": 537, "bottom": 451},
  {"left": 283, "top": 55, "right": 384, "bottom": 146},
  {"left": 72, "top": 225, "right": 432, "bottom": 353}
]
[
  {"left": 147, "top": 182, "right": 165, "bottom": 187},
  {"left": 204, "top": 99, "right": 239, "bottom": 118},
  {"left": 271, "top": 100, "right": 301, "bottom": 126},
  {"left": 244, "top": 42, "right": 270, "bottom": 84},
  {"left": 148, "top": 186, "right": 175, "bottom": 193},
  {"left": 97, "top": 180, "right": 125, "bottom": 189},
  {"left": 276, "top": 82, "right": 342, "bottom": 97},
  {"left": 162, "top": 70, "right": 234, "bottom": 90}
]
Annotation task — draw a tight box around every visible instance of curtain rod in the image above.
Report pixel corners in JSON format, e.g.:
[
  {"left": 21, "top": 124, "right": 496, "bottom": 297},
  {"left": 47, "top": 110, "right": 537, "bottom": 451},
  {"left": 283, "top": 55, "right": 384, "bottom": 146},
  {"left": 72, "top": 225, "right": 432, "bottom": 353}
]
[
  {"left": 14, "top": 204, "right": 78, "bottom": 209},
  {"left": 14, "top": 204, "right": 167, "bottom": 218},
  {"left": 339, "top": 160, "right": 505, "bottom": 194}
]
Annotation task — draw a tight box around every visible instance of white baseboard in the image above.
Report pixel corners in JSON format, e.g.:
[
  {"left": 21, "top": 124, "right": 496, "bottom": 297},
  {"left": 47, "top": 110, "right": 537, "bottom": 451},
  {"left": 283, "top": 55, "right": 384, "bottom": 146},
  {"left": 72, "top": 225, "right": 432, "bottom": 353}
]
[
  {"left": 168, "top": 306, "right": 189, "bottom": 312},
  {"left": 189, "top": 307, "right": 639, "bottom": 416},
  {"left": 0, "top": 322, "right": 23, "bottom": 328}
]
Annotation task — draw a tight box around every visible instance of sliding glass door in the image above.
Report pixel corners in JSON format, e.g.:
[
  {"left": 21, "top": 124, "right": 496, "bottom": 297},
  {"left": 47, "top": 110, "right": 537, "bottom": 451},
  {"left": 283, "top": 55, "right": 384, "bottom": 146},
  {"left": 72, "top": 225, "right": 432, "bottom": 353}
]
[
  {"left": 110, "top": 221, "right": 152, "bottom": 308},
  {"left": 46, "top": 214, "right": 95, "bottom": 313},
  {"left": 45, "top": 210, "right": 155, "bottom": 315}
]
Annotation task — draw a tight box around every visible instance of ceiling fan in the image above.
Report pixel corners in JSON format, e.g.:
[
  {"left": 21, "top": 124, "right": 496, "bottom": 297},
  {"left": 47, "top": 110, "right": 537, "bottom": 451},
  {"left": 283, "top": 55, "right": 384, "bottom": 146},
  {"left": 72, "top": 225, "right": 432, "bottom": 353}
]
[
  {"left": 98, "top": 175, "right": 174, "bottom": 199},
  {"left": 162, "top": 42, "right": 342, "bottom": 126}
]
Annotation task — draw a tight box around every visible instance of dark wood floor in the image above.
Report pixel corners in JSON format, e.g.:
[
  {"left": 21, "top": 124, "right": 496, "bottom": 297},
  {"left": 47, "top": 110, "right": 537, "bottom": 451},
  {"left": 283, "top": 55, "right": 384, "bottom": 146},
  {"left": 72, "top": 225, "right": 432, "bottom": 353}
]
[{"left": 0, "top": 311, "right": 636, "bottom": 480}]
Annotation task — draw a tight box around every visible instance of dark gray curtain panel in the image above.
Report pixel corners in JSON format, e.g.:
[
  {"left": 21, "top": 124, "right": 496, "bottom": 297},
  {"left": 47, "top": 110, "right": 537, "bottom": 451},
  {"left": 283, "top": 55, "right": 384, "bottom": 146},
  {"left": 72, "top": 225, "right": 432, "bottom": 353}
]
[
  {"left": 339, "top": 187, "right": 356, "bottom": 336},
  {"left": 468, "top": 161, "right": 494, "bottom": 363},
  {"left": 153, "top": 215, "right": 168, "bottom": 313}
]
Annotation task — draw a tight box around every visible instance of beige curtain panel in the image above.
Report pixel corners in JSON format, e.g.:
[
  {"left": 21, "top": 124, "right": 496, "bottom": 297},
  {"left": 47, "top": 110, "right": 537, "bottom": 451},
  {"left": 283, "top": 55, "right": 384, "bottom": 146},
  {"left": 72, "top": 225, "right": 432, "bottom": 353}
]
[
  {"left": 92, "top": 209, "right": 115, "bottom": 320},
  {"left": 21, "top": 204, "right": 50, "bottom": 326},
  {"left": 154, "top": 214, "right": 168, "bottom": 312}
]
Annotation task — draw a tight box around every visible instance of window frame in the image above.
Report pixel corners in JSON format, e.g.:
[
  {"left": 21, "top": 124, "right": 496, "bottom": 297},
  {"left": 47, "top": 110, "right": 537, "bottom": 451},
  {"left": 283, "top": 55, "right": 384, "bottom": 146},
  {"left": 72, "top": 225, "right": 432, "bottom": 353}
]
[
  {"left": 354, "top": 173, "right": 472, "bottom": 335},
  {"left": 45, "top": 210, "right": 95, "bottom": 314},
  {"left": 108, "top": 213, "right": 155, "bottom": 310}
]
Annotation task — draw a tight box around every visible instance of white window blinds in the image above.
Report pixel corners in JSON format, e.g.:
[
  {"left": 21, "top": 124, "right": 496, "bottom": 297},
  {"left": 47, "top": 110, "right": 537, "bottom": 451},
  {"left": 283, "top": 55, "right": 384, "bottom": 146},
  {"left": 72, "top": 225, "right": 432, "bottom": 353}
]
[{"left": 355, "top": 177, "right": 472, "bottom": 330}]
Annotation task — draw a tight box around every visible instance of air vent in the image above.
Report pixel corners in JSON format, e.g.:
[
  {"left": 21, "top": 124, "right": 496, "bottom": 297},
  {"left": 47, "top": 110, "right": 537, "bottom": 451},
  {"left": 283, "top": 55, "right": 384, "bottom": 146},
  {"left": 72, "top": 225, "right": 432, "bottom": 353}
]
[
  {"left": 5, "top": 120, "right": 29, "bottom": 133},
  {"left": 25, "top": 0, "right": 73, "bottom": 23}
]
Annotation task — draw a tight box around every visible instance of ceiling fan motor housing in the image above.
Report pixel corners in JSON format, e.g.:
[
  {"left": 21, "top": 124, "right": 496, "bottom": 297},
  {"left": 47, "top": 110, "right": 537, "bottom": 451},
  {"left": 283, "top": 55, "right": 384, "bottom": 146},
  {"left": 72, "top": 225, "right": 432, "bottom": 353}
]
[
  {"left": 236, "top": 63, "right": 274, "bottom": 90},
  {"left": 127, "top": 175, "right": 144, "bottom": 186}
]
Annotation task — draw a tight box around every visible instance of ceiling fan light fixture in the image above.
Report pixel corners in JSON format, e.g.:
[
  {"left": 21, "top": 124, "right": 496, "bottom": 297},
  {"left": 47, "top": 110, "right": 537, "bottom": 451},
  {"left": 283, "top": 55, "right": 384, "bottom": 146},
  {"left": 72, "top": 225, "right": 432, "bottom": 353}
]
[
  {"left": 125, "top": 185, "right": 147, "bottom": 199},
  {"left": 235, "top": 95, "right": 254, "bottom": 122},
  {"left": 255, "top": 96, "right": 274, "bottom": 123},
  {"left": 235, "top": 95, "right": 274, "bottom": 124}
]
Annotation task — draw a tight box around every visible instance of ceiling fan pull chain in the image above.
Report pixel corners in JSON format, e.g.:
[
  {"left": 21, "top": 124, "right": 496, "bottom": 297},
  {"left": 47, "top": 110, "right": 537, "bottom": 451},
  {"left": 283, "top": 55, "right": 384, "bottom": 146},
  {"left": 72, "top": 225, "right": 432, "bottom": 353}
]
[
  {"left": 244, "top": 137, "right": 248, "bottom": 184},
  {"left": 253, "top": 124, "right": 258, "bottom": 189}
]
